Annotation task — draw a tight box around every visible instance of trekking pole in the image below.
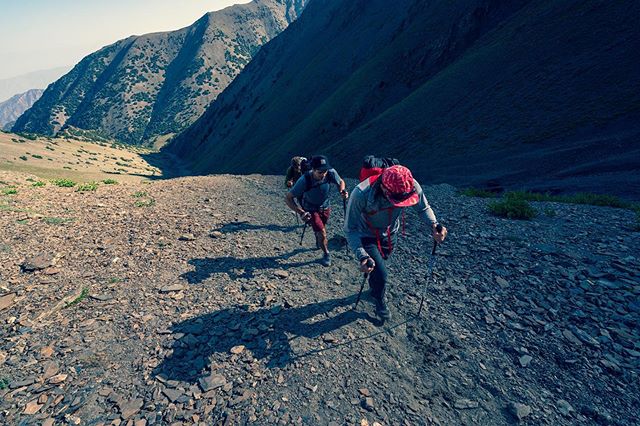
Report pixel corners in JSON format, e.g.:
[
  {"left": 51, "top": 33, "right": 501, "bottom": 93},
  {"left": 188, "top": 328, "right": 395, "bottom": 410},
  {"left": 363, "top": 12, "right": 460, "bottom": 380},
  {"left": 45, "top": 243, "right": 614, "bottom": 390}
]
[
  {"left": 417, "top": 224, "right": 442, "bottom": 317},
  {"left": 299, "top": 222, "right": 307, "bottom": 245},
  {"left": 342, "top": 198, "right": 349, "bottom": 254},
  {"left": 354, "top": 258, "right": 375, "bottom": 309}
]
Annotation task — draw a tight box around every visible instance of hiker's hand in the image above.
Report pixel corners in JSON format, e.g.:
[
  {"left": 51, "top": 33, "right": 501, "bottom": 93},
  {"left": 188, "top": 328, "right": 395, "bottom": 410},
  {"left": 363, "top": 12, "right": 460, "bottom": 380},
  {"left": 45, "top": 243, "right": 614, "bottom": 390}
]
[
  {"left": 340, "top": 189, "right": 349, "bottom": 199},
  {"left": 299, "top": 211, "right": 311, "bottom": 222},
  {"left": 360, "top": 257, "right": 375, "bottom": 273},
  {"left": 432, "top": 223, "right": 447, "bottom": 243},
  {"left": 286, "top": 180, "right": 293, "bottom": 188}
]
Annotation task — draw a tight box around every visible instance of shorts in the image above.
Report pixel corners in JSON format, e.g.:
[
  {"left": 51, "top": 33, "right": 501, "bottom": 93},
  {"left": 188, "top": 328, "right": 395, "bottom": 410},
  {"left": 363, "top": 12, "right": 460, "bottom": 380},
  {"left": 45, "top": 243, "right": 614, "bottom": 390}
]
[{"left": 307, "top": 208, "right": 331, "bottom": 232}]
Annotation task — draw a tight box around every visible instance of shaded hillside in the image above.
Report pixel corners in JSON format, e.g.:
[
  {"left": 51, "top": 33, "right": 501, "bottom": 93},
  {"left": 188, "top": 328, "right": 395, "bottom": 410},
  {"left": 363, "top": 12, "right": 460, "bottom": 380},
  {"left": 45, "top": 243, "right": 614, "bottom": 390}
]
[
  {"left": 0, "top": 89, "right": 42, "bottom": 130},
  {"left": 168, "top": 0, "right": 640, "bottom": 199},
  {"left": 13, "top": 0, "right": 308, "bottom": 146}
]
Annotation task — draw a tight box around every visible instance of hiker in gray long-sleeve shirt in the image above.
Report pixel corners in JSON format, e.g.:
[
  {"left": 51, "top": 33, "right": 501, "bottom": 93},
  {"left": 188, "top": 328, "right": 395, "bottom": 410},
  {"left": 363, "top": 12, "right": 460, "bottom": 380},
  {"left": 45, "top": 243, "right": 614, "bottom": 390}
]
[{"left": 344, "top": 165, "right": 447, "bottom": 320}]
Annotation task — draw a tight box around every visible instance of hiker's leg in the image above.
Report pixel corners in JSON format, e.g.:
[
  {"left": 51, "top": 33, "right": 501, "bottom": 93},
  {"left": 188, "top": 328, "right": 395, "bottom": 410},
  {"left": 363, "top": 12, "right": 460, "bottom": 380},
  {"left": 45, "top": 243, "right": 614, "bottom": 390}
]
[
  {"left": 361, "top": 238, "right": 387, "bottom": 300},
  {"left": 315, "top": 230, "right": 328, "bottom": 254},
  {"left": 310, "top": 210, "right": 331, "bottom": 254}
]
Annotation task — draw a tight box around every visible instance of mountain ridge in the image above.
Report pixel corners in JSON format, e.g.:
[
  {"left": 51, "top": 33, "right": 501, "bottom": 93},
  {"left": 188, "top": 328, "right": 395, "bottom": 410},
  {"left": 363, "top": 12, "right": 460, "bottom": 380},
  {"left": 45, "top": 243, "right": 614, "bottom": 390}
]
[
  {"left": 0, "top": 89, "right": 43, "bottom": 130},
  {"left": 13, "top": 0, "right": 308, "bottom": 146}
]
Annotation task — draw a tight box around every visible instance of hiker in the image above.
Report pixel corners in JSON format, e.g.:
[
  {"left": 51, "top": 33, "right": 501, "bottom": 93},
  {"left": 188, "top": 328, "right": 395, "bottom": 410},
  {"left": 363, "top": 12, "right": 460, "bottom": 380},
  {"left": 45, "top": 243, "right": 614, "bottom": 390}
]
[
  {"left": 344, "top": 165, "right": 447, "bottom": 320},
  {"left": 285, "top": 156, "right": 308, "bottom": 188},
  {"left": 285, "top": 155, "right": 348, "bottom": 266}
]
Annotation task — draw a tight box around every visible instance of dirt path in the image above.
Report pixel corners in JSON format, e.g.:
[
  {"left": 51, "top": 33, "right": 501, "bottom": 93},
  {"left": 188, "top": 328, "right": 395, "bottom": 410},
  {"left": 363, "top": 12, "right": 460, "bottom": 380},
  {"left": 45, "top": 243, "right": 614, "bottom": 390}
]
[{"left": 1, "top": 174, "right": 638, "bottom": 425}]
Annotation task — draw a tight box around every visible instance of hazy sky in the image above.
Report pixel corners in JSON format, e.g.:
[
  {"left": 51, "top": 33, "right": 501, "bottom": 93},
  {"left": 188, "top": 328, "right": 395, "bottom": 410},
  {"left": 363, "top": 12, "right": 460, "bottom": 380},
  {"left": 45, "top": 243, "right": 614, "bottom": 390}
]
[{"left": 0, "top": 0, "right": 251, "bottom": 79}]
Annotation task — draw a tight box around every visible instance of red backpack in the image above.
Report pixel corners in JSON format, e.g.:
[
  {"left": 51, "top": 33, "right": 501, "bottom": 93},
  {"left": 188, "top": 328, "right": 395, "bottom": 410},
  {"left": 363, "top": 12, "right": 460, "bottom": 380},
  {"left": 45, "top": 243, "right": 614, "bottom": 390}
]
[{"left": 358, "top": 155, "right": 399, "bottom": 182}]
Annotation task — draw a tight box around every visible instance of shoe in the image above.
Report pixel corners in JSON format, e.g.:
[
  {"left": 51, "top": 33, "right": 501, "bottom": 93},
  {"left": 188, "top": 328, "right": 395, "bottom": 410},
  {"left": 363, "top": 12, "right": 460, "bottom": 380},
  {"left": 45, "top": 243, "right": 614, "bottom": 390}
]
[
  {"left": 320, "top": 252, "right": 331, "bottom": 267},
  {"left": 375, "top": 297, "right": 391, "bottom": 320}
]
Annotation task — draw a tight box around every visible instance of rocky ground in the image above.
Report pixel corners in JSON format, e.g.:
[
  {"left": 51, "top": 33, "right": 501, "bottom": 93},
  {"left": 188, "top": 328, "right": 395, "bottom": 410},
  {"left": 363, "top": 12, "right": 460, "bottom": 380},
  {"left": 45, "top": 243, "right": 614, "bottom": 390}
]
[{"left": 0, "top": 172, "right": 639, "bottom": 425}]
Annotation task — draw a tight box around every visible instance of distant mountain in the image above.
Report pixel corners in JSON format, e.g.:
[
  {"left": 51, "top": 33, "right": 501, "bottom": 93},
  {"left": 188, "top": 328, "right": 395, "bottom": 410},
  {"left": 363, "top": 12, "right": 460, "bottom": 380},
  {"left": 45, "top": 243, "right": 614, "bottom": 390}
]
[
  {"left": 13, "top": 0, "right": 308, "bottom": 146},
  {"left": 0, "top": 67, "right": 68, "bottom": 103},
  {"left": 168, "top": 0, "right": 640, "bottom": 198},
  {"left": 0, "top": 89, "right": 43, "bottom": 130}
]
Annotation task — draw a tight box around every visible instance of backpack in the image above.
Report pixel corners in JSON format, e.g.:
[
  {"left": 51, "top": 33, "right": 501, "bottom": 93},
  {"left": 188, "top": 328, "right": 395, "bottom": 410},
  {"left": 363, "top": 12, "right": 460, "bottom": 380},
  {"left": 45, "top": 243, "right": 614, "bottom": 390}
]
[
  {"left": 359, "top": 155, "right": 399, "bottom": 182},
  {"left": 300, "top": 158, "right": 312, "bottom": 173}
]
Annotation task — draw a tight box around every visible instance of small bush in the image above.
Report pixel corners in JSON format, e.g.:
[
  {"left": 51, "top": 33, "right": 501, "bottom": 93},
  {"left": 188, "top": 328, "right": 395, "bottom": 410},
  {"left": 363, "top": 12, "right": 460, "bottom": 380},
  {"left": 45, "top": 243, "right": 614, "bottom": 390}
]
[
  {"left": 31, "top": 154, "right": 43, "bottom": 159},
  {"left": 2, "top": 188, "right": 17, "bottom": 195},
  {"left": 488, "top": 193, "right": 536, "bottom": 220},
  {"left": 102, "top": 179, "right": 118, "bottom": 185},
  {"left": 132, "top": 191, "right": 147, "bottom": 198},
  {"left": 43, "top": 217, "right": 74, "bottom": 225},
  {"left": 76, "top": 182, "right": 98, "bottom": 192},
  {"left": 19, "top": 156, "right": 28, "bottom": 161},
  {"left": 32, "top": 181, "right": 46, "bottom": 187},
  {"left": 460, "top": 188, "right": 499, "bottom": 198},
  {"left": 52, "top": 179, "right": 76, "bottom": 187},
  {"left": 64, "top": 288, "right": 89, "bottom": 308},
  {"left": 135, "top": 198, "right": 155, "bottom": 207}
]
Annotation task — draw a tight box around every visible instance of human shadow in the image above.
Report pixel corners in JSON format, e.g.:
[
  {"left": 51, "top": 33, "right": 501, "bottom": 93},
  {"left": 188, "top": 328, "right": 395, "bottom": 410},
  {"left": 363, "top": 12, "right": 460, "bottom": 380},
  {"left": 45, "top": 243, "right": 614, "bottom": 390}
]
[
  {"left": 154, "top": 294, "right": 379, "bottom": 384},
  {"left": 216, "top": 220, "right": 299, "bottom": 234},
  {"left": 181, "top": 248, "right": 315, "bottom": 283}
]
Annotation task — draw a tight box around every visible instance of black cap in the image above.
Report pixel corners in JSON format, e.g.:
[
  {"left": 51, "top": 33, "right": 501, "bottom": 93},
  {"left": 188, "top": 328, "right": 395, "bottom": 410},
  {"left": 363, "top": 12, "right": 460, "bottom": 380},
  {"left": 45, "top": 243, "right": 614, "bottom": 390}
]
[{"left": 310, "top": 155, "right": 331, "bottom": 171}]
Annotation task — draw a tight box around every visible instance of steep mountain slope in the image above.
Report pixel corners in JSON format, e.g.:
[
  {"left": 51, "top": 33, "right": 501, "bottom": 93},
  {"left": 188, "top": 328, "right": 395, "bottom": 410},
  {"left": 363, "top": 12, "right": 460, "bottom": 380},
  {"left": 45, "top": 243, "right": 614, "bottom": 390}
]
[
  {"left": 0, "top": 89, "right": 43, "bottom": 130},
  {"left": 168, "top": 0, "right": 640, "bottom": 198},
  {"left": 12, "top": 0, "right": 308, "bottom": 146},
  {"left": 0, "top": 67, "right": 68, "bottom": 103}
]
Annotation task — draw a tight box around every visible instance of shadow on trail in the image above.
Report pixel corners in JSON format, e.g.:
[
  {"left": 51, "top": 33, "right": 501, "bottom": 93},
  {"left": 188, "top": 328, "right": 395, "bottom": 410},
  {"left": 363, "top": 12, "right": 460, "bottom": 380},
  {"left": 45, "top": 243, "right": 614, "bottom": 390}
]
[
  {"left": 216, "top": 220, "right": 299, "bottom": 234},
  {"left": 181, "top": 248, "right": 315, "bottom": 283},
  {"left": 154, "top": 295, "right": 380, "bottom": 384}
]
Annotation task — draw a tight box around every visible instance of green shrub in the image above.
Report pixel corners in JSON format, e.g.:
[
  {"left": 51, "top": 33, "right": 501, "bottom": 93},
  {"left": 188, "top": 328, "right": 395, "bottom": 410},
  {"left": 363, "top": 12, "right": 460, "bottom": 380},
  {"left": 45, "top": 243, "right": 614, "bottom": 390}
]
[
  {"left": 64, "top": 288, "right": 89, "bottom": 308},
  {"left": 43, "top": 217, "right": 74, "bottom": 225},
  {"left": 2, "top": 188, "right": 17, "bottom": 195},
  {"left": 132, "top": 191, "right": 147, "bottom": 198},
  {"left": 52, "top": 179, "right": 76, "bottom": 187},
  {"left": 460, "top": 188, "right": 499, "bottom": 198},
  {"left": 488, "top": 193, "right": 536, "bottom": 220},
  {"left": 32, "top": 181, "right": 46, "bottom": 187},
  {"left": 19, "top": 156, "right": 28, "bottom": 161},
  {"left": 31, "top": 154, "right": 43, "bottom": 159},
  {"left": 76, "top": 182, "right": 98, "bottom": 192},
  {"left": 102, "top": 179, "right": 118, "bottom": 185},
  {"left": 135, "top": 198, "right": 155, "bottom": 207}
]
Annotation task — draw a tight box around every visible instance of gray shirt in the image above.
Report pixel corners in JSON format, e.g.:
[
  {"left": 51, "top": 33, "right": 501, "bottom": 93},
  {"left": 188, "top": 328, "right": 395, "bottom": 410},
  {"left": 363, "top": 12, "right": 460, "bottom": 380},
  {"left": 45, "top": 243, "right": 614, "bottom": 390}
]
[
  {"left": 289, "top": 169, "right": 343, "bottom": 211},
  {"left": 344, "top": 177, "right": 437, "bottom": 260}
]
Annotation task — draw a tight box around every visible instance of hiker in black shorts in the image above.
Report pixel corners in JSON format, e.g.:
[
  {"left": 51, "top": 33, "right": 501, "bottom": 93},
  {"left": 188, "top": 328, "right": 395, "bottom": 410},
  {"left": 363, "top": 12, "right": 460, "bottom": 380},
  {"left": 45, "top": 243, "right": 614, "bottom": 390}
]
[
  {"left": 344, "top": 165, "right": 447, "bottom": 319},
  {"left": 285, "top": 155, "right": 348, "bottom": 266}
]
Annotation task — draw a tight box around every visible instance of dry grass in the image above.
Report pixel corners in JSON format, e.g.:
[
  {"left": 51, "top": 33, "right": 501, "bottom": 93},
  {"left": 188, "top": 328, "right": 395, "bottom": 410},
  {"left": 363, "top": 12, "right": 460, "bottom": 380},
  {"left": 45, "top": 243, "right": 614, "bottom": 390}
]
[{"left": 0, "top": 132, "right": 162, "bottom": 183}]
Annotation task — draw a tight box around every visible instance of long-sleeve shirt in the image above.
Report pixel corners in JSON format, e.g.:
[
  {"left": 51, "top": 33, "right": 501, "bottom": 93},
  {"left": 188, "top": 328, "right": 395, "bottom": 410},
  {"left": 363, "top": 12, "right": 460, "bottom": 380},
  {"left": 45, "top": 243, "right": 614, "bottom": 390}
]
[{"left": 344, "top": 177, "right": 437, "bottom": 261}]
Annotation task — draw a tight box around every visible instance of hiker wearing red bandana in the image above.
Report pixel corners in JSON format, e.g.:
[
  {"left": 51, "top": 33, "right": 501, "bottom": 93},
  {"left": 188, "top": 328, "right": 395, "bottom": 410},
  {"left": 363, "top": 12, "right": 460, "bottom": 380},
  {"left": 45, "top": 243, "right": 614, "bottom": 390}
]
[{"left": 344, "top": 165, "right": 447, "bottom": 320}]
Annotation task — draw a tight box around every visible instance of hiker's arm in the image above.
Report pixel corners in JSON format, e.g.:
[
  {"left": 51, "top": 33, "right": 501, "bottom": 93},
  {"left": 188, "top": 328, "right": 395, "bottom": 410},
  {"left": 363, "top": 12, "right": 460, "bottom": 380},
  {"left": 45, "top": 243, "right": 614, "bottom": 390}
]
[
  {"left": 285, "top": 192, "right": 304, "bottom": 215},
  {"left": 285, "top": 167, "right": 294, "bottom": 188},
  {"left": 344, "top": 188, "right": 368, "bottom": 260},
  {"left": 285, "top": 179, "right": 306, "bottom": 214},
  {"left": 412, "top": 180, "right": 447, "bottom": 243},
  {"left": 332, "top": 170, "right": 348, "bottom": 199},
  {"left": 412, "top": 180, "right": 437, "bottom": 225}
]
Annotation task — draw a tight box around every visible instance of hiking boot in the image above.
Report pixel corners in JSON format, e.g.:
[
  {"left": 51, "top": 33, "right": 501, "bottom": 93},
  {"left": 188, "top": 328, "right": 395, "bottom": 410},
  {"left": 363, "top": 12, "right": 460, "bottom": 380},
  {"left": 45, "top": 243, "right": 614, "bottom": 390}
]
[
  {"left": 375, "top": 297, "right": 391, "bottom": 320},
  {"left": 320, "top": 252, "right": 331, "bottom": 267}
]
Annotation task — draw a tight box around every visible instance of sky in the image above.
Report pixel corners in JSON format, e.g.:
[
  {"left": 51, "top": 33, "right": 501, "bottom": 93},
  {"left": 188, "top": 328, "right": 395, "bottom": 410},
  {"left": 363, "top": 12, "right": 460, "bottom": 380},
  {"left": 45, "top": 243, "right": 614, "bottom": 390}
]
[{"left": 0, "top": 0, "right": 251, "bottom": 79}]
